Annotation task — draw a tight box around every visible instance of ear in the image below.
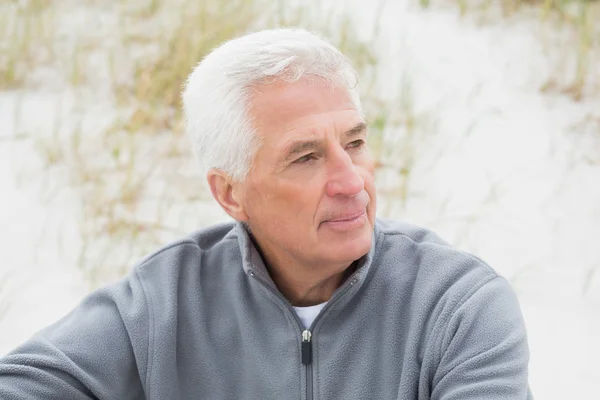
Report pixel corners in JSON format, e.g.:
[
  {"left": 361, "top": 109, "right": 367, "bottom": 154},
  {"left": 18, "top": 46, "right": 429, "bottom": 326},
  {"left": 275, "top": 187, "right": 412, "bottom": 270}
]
[{"left": 206, "top": 169, "right": 249, "bottom": 222}]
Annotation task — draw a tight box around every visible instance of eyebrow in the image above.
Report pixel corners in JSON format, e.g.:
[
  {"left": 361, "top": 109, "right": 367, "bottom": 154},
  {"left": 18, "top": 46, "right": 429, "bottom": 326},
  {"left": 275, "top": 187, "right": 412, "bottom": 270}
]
[
  {"left": 345, "top": 122, "right": 368, "bottom": 138},
  {"left": 281, "top": 122, "right": 368, "bottom": 164}
]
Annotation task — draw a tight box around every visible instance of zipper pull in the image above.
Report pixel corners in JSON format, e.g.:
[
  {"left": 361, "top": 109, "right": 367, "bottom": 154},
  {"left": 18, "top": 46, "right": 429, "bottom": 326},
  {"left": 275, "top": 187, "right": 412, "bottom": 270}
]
[{"left": 301, "top": 330, "right": 312, "bottom": 365}]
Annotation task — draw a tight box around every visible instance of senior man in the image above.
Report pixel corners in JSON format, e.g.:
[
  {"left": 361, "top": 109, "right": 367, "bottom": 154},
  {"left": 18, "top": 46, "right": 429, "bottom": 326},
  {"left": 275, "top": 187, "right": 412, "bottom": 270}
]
[{"left": 0, "top": 29, "right": 533, "bottom": 399}]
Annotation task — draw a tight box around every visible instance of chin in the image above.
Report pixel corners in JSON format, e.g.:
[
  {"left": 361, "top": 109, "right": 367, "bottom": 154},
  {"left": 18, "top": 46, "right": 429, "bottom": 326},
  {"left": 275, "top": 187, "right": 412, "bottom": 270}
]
[{"left": 327, "top": 227, "right": 373, "bottom": 263}]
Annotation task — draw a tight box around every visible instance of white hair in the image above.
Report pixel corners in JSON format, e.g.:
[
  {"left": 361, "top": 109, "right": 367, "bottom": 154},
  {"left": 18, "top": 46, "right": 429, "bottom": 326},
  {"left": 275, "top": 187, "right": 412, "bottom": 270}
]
[{"left": 182, "top": 28, "right": 363, "bottom": 182}]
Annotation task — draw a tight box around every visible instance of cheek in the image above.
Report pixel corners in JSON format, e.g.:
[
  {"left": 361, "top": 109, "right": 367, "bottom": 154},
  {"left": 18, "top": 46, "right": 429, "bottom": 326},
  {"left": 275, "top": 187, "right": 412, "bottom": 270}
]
[
  {"left": 363, "top": 150, "right": 376, "bottom": 174},
  {"left": 277, "top": 183, "right": 323, "bottom": 229},
  {"left": 247, "top": 180, "right": 314, "bottom": 219},
  {"left": 361, "top": 165, "right": 377, "bottom": 213},
  {"left": 243, "top": 184, "right": 272, "bottom": 220},
  {"left": 358, "top": 154, "right": 376, "bottom": 188},
  {"left": 365, "top": 175, "right": 377, "bottom": 205}
]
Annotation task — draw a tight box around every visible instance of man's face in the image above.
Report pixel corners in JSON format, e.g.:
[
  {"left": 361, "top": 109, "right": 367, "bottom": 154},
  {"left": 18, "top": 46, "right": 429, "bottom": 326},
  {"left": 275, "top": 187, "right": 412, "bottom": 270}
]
[{"left": 237, "top": 78, "right": 376, "bottom": 269}]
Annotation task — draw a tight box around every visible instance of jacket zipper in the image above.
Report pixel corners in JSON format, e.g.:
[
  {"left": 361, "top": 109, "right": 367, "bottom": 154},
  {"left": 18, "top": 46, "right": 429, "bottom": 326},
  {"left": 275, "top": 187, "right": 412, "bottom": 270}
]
[
  {"left": 302, "top": 330, "right": 313, "bottom": 400},
  {"left": 248, "top": 271, "right": 359, "bottom": 400}
]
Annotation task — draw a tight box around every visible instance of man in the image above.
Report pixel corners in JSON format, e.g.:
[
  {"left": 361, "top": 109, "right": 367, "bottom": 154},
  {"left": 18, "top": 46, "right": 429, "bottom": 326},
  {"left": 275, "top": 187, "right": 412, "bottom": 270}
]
[{"left": 0, "top": 28, "right": 533, "bottom": 399}]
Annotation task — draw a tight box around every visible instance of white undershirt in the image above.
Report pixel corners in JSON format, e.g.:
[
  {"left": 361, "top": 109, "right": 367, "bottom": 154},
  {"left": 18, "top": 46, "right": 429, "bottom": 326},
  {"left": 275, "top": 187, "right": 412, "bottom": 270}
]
[{"left": 293, "top": 302, "right": 327, "bottom": 329}]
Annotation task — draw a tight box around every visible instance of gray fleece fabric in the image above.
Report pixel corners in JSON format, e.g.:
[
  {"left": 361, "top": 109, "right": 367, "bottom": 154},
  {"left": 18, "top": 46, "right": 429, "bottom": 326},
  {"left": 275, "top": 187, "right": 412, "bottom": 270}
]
[{"left": 0, "top": 218, "right": 533, "bottom": 399}]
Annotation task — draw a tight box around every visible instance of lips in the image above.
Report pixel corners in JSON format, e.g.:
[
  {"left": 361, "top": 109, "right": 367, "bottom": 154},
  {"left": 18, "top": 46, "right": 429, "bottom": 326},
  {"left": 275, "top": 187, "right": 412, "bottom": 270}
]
[{"left": 325, "top": 210, "right": 366, "bottom": 223}]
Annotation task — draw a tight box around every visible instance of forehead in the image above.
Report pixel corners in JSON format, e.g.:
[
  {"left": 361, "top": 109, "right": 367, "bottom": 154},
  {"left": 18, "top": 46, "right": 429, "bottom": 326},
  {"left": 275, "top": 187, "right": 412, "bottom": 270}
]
[{"left": 249, "top": 78, "right": 361, "bottom": 141}]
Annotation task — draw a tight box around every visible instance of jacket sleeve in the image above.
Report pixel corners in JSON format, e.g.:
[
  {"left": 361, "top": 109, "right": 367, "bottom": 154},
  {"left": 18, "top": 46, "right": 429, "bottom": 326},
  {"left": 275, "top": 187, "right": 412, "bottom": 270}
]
[
  {"left": 431, "top": 276, "right": 534, "bottom": 400},
  {"left": 0, "top": 271, "right": 148, "bottom": 400}
]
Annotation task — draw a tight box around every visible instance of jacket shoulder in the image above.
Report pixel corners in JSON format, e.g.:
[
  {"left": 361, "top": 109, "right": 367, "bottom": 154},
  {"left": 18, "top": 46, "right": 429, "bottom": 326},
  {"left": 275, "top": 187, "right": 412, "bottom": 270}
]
[
  {"left": 132, "top": 220, "right": 238, "bottom": 278},
  {"left": 374, "top": 217, "right": 498, "bottom": 282},
  {"left": 375, "top": 217, "right": 450, "bottom": 247}
]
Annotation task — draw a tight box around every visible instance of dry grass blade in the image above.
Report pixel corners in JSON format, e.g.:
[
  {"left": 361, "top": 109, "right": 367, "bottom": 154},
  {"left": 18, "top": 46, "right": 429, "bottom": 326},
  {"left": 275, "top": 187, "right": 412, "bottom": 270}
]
[
  {"left": 0, "top": 1, "right": 55, "bottom": 89},
  {"left": 444, "top": 0, "right": 600, "bottom": 101},
  {"left": 16, "top": 0, "right": 391, "bottom": 287}
]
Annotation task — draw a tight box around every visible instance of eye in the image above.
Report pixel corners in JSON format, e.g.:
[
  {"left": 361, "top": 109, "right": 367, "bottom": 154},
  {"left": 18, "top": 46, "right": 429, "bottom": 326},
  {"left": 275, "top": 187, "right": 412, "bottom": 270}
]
[
  {"left": 293, "top": 153, "right": 317, "bottom": 164},
  {"left": 347, "top": 139, "right": 365, "bottom": 149}
]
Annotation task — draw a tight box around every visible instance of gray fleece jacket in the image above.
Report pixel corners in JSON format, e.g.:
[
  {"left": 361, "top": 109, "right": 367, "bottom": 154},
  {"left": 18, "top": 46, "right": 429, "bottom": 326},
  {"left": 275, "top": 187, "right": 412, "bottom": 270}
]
[{"left": 0, "top": 218, "right": 533, "bottom": 399}]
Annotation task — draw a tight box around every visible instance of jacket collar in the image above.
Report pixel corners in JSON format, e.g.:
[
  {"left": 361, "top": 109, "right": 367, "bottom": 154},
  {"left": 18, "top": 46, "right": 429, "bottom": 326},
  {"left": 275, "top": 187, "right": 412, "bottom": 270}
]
[{"left": 234, "top": 221, "right": 379, "bottom": 297}]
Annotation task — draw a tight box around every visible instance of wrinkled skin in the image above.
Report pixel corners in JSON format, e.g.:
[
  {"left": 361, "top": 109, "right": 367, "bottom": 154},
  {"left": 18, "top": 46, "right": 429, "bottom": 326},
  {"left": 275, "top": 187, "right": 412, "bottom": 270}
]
[{"left": 208, "top": 78, "right": 376, "bottom": 305}]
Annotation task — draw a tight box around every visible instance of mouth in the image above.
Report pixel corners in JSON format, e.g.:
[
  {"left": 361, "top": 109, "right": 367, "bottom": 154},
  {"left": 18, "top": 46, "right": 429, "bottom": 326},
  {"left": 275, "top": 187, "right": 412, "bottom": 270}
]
[
  {"left": 326, "top": 210, "right": 366, "bottom": 223},
  {"left": 321, "top": 210, "right": 367, "bottom": 231}
]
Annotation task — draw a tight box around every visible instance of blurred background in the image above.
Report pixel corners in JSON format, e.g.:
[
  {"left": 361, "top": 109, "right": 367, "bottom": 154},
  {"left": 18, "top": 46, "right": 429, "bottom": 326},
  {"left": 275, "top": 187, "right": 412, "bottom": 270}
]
[{"left": 1, "top": 0, "right": 599, "bottom": 397}]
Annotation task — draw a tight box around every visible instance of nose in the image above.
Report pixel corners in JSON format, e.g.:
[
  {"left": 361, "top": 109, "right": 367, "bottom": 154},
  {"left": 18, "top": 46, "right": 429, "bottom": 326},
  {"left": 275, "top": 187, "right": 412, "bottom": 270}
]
[{"left": 325, "top": 148, "right": 364, "bottom": 198}]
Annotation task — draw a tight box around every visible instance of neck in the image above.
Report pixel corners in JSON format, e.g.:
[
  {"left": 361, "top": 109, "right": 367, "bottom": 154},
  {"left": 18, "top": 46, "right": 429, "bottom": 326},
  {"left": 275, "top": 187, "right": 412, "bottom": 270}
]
[
  {"left": 248, "top": 233, "right": 357, "bottom": 307},
  {"left": 272, "top": 261, "right": 357, "bottom": 307}
]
